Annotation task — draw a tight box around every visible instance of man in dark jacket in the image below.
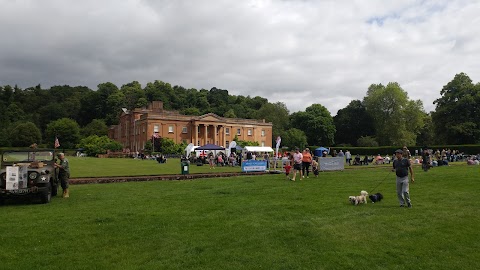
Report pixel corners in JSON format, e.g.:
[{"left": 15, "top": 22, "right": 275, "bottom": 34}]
[{"left": 393, "top": 149, "right": 415, "bottom": 208}]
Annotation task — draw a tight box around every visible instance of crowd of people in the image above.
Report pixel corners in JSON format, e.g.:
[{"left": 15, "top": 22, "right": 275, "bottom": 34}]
[{"left": 280, "top": 145, "right": 479, "bottom": 181}]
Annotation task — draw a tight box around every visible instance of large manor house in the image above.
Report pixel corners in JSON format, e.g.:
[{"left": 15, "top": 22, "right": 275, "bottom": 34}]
[{"left": 108, "top": 101, "right": 273, "bottom": 152}]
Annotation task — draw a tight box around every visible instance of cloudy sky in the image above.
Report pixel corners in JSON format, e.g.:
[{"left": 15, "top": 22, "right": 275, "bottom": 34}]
[{"left": 1, "top": 0, "right": 479, "bottom": 115}]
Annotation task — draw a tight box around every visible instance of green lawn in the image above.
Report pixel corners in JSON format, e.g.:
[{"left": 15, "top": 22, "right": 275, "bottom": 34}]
[
  {"left": 68, "top": 157, "right": 243, "bottom": 177},
  {"left": 1, "top": 164, "right": 479, "bottom": 269}
]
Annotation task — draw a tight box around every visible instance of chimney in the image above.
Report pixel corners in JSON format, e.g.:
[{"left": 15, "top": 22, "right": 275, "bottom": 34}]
[{"left": 148, "top": 101, "right": 164, "bottom": 112}]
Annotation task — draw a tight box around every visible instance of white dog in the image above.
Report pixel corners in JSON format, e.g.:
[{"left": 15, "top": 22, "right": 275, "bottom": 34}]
[
  {"left": 348, "top": 196, "right": 357, "bottom": 205},
  {"left": 354, "top": 190, "right": 368, "bottom": 205}
]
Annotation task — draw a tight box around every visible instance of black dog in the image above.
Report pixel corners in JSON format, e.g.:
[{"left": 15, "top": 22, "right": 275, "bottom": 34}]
[{"left": 369, "top": 193, "right": 384, "bottom": 203}]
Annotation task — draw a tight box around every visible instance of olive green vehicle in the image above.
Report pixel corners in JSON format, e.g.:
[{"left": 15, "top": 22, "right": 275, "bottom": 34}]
[{"left": 0, "top": 149, "right": 59, "bottom": 204}]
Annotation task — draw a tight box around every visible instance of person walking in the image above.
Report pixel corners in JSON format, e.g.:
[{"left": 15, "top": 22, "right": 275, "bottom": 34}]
[
  {"left": 301, "top": 148, "right": 312, "bottom": 178},
  {"left": 392, "top": 149, "right": 415, "bottom": 208},
  {"left": 54, "top": 153, "right": 70, "bottom": 198},
  {"left": 345, "top": 150, "right": 352, "bottom": 165},
  {"left": 291, "top": 148, "right": 303, "bottom": 181}
]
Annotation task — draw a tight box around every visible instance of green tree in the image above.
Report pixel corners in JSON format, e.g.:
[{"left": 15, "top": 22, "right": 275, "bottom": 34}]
[
  {"left": 105, "top": 91, "right": 126, "bottom": 125},
  {"left": 237, "top": 140, "right": 260, "bottom": 147},
  {"left": 78, "top": 135, "right": 122, "bottom": 157},
  {"left": 78, "top": 91, "right": 103, "bottom": 126},
  {"left": 158, "top": 138, "right": 177, "bottom": 154},
  {"left": 182, "top": 107, "right": 202, "bottom": 116},
  {"left": 363, "top": 82, "right": 424, "bottom": 146},
  {"left": 357, "top": 136, "right": 379, "bottom": 147},
  {"left": 121, "top": 81, "right": 146, "bottom": 110},
  {"left": 334, "top": 100, "right": 375, "bottom": 146},
  {"left": 9, "top": 122, "right": 42, "bottom": 147},
  {"left": 82, "top": 119, "right": 109, "bottom": 137},
  {"left": 223, "top": 109, "right": 237, "bottom": 118},
  {"left": 257, "top": 102, "right": 290, "bottom": 144},
  {"left": 416, "top": 113, "right": 436, "bottom": 146},
  {"left": 432, "top": 73, "right": 480, "bottom": 144},
  {"left": 290, "top": 104, "right": 336, "bottom": 146},
  {"left": 5, "top": 103, "right": 26, "bottom": 123},
  {"left": 282, "top": 128, "right": 307, "bottom": 150},
  {"left": 45, "top": 118, "right": 81, "bottom": 149}
]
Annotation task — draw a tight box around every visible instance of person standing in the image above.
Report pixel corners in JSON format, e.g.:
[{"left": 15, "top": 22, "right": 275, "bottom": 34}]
[
  {"left": 55, "top": 153, "right": 70, "bottom": 198},
  {"left": 421, "top": 148, "right": 431, "bottom": 171},
  {"left": 345, "top": 150, "right": 352, "bottom": 165},
  {"left": 403, "top": 146, "right": 412, "bottom": 159},
  {"left": 392, "top": 149, "right": 415, "bottom": 208},
  {"left": 301, "top": 148, "right": 312, "bottom": 178},
  {"left": 291, "top": 148, "right": 303, "bottom": 181},
  {"left": 311, "top": 158, "right": 319, "bottom": 177},
  {"left": 284, "top": 160, "right": 292, "bottom": 180},
  {"left": 209, "top": 153, "right": 215, "bottom": 169}
]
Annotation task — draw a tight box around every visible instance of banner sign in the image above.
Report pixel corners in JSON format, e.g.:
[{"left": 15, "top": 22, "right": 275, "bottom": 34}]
[
  {"left": 6, "top": 166, "right": 28, "bottom": 190},
  {"left": 242, "top": 160, "right": 267, "bottom": 172},
  {"left": 318, "top": 157, "right": 344, "bottom": 171}
]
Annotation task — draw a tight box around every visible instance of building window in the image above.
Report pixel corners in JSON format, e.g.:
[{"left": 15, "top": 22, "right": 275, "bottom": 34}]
[
  {"left": 168, "top": 126, "right": 174, "bottom": 133},
  {"left": 261, "top": 141, "right": 265, "bottom": 147},
  {"left": 261, "top": 130, "right": 265, "bottom": 137},
  {"left": 225, "top": 127, "right": 230, "bottom": 135},
  {"left": 226, "top": 141, "right": 229, "bottom": 148},
  {"left": 247, "top": 129, "right": 252, "bottom": 136},
  {"left": 142, "top": 125, "right": 145, "bottom": 133},
  {"left": 182, "top": 127, "right": 187, "bottom": 133},
  {"left": 237, "top": 128, "right": 241, "bottom": 135},
  {"left": 154, "top": 125, "right": 159, "bottom": 133}
]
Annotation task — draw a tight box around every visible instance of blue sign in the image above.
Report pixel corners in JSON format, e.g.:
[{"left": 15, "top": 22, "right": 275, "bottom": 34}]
[{"left": 241, "top": 160, "right": 267, "bottom": 172}]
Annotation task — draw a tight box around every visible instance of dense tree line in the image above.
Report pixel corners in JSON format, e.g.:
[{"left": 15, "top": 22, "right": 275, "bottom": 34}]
[{"left": 1, "top": 72, "right": 479, "bottom": 151}]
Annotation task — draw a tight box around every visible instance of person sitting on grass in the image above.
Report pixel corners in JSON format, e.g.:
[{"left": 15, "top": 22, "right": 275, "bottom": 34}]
[{"left": 353, "top": 154, "right": 361, "bottom": 165}]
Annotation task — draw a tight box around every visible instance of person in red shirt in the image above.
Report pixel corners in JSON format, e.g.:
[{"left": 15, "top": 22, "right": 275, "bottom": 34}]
[{"left": 284, "top": 161, "right": 292, "bottom": 180}]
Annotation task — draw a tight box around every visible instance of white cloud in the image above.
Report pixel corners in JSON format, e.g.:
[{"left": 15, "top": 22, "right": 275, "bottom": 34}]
[{"left": 1, "top": 0, "right": 479, "bottom": 115}]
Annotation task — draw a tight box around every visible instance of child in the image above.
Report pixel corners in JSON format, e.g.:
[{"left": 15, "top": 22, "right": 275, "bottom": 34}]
[
  {"left": 284, "top": 161, "right": 292, "bottom": 180},
  {"left": 312, "top": 158, "right": 319, "bottom": 177}
]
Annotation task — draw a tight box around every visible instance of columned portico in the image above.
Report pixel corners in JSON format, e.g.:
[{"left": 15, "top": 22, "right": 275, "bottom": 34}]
[
  {"left": 203, "top": 124, "right": 207, "bottom": 144},
  {"left": 213, "top": 124, "right": 218, "bottom": 145},
  {"left": 194, "top": 123, "right": 198, "bottom": 145}
]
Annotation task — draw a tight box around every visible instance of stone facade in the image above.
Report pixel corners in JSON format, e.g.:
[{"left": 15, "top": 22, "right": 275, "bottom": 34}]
[{"left": 108, "top": 101, "right": 273, "bottom": 152}]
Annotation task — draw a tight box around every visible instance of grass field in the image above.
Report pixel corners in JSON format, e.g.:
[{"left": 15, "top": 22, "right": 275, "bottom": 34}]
[
  {"left": 1, "top": 164, "right": 479, "bottom": 269},
  {"left": 68, "top": 157, "right": 242, "bottom": 177}
]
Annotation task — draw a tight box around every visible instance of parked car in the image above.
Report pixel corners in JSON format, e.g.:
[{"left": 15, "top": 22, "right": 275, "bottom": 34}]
[{"left": 0, "top": 149, "right": 59, "bottom": 204}]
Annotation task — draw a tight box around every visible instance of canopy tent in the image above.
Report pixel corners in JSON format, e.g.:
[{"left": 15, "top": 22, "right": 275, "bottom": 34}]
[
  {"left": 314, "top": 147, "right": 330, "bottom": 157},
  {"left": 195, "top": 144, "right": 225, "bottom": 150},
  {"left": 243, "top": 146, "right": 274, "bottom": 152}
]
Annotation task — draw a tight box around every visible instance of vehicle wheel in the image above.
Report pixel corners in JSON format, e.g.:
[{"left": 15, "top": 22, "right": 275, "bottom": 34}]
[
  {"left": 39, "top": 185, "right": 51, "bottom": 204},
  {"left": 51, "top": 181, "right": 58, "bottom": 197}
]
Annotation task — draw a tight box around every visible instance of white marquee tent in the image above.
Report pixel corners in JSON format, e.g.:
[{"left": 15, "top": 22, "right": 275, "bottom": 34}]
[{"left": 243, "top": 146, "right": 274, "bottom": 152}]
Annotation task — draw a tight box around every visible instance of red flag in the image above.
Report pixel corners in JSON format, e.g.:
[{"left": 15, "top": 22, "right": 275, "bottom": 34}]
[{"left": 54, "top": 137, "right": 60, "bottom": 148}]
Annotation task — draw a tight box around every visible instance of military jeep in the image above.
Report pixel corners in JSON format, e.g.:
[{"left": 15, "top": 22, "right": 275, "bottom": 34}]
[{"left": 0, "top": 149, "right": 59, "bottom": 204}]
